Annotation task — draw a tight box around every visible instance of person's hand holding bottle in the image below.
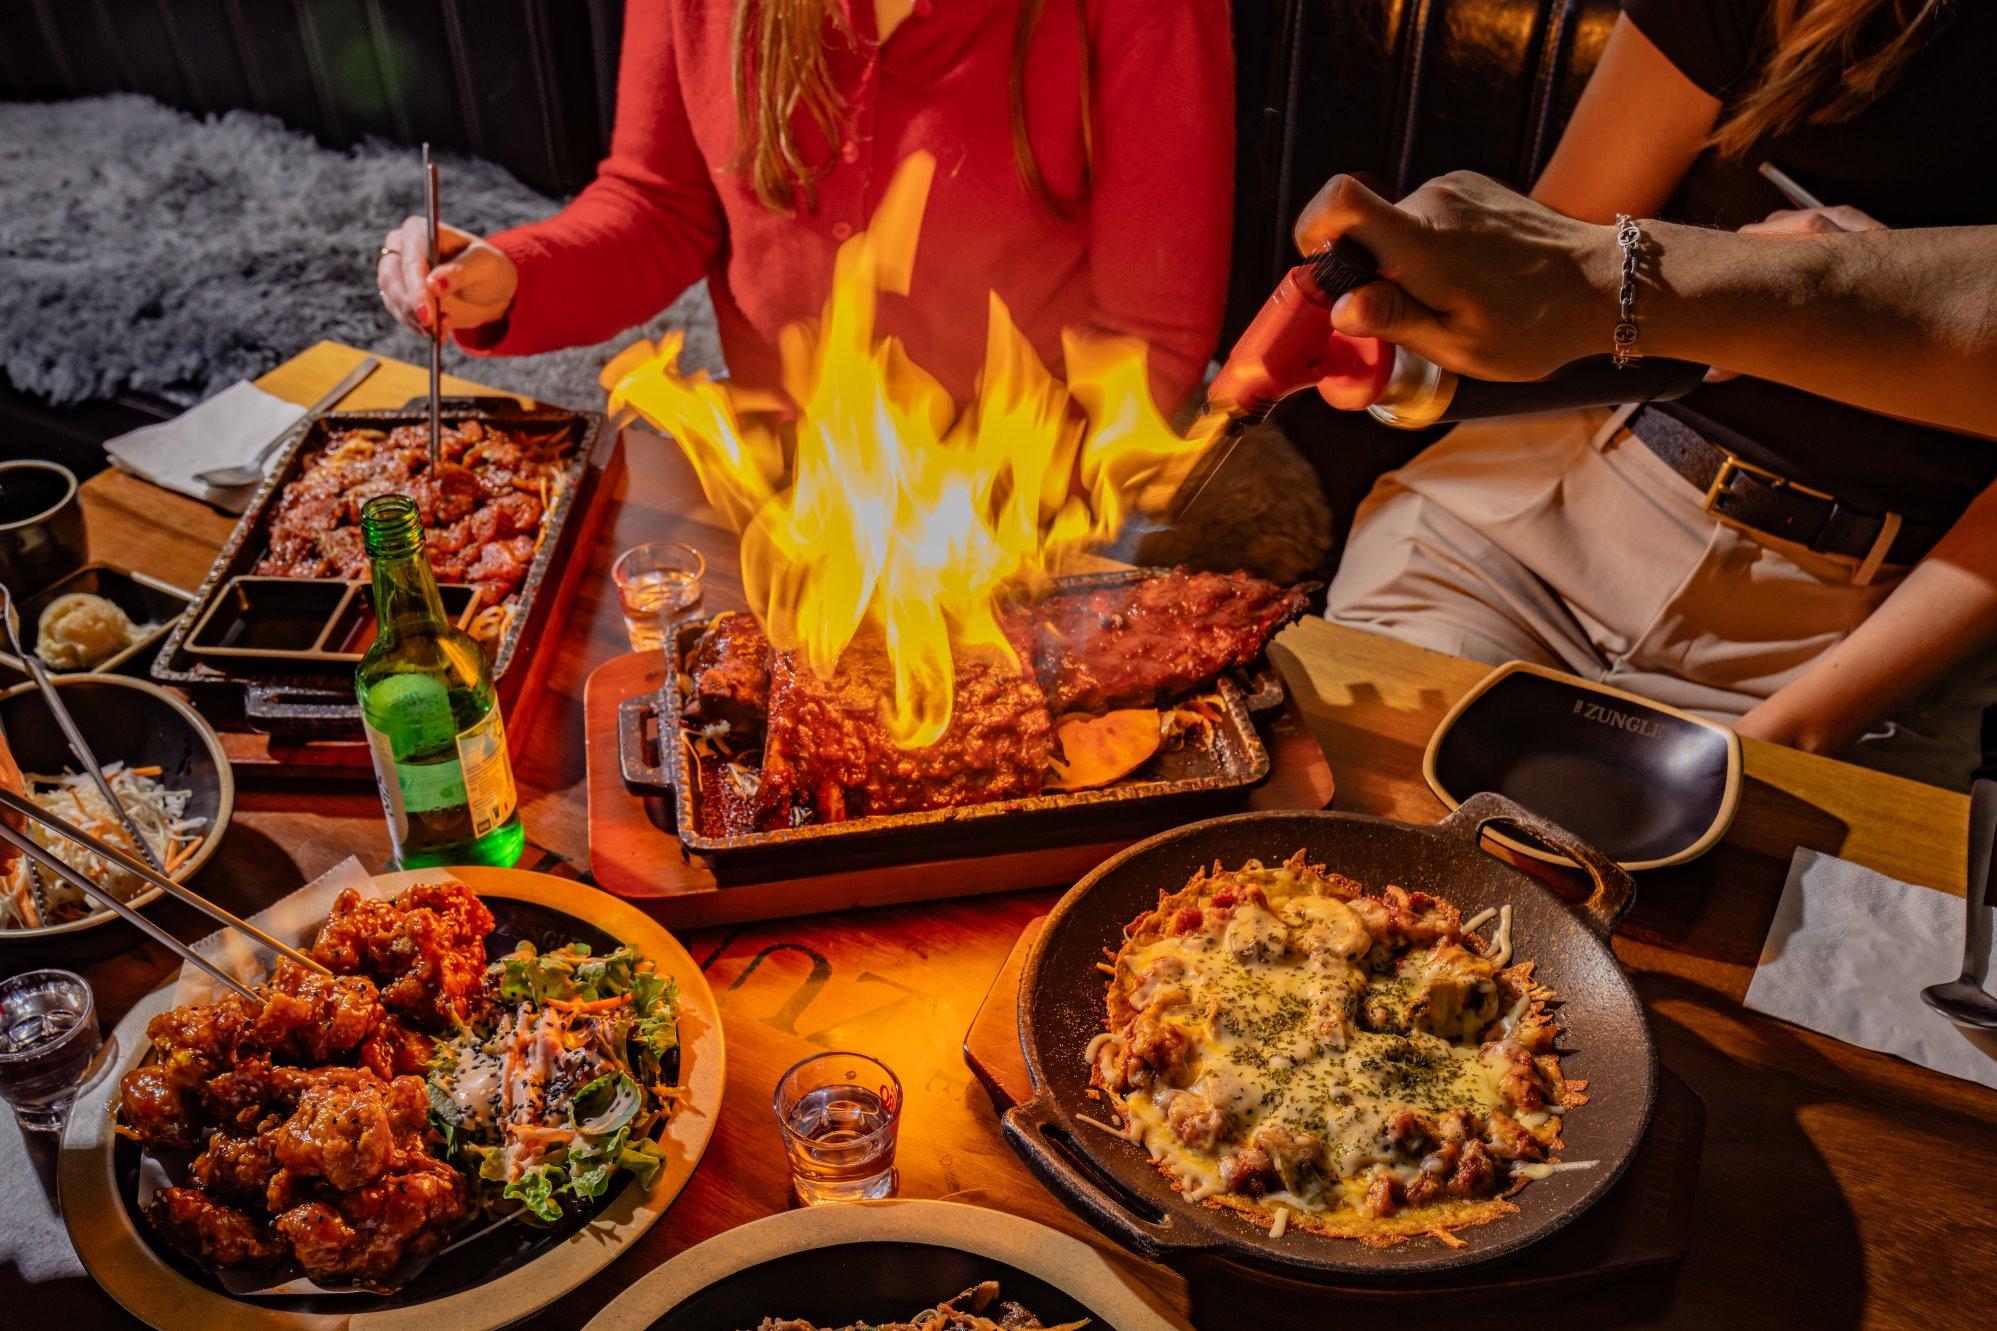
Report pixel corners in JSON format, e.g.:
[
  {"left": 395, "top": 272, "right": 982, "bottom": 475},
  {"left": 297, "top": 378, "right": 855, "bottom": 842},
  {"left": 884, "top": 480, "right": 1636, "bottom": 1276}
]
[{"left": 376, "top": 216, "right": 518, "bottom": 339}]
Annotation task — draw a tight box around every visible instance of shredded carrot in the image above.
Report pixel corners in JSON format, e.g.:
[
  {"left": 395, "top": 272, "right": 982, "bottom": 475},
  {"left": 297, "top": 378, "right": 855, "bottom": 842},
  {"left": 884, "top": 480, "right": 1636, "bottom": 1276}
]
[
  {"left": 125, "top": 765, "right": 163, "bottom": 777},
  {"left": 547, "top": 994, "right": 630, "bottom": 1014},
  {"left": 509, "top": 1124, "right": 576, "bottom": 1142}
]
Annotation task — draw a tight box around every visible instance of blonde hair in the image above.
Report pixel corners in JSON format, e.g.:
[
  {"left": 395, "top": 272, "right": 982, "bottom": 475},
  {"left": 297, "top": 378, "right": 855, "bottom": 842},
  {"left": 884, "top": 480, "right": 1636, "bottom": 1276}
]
[
  {"left": 1711, "top": 0, "right": 1949, "bottom": 157},
  {"left": 732, "top": 0, "right": 1091, "bottom": 216}
]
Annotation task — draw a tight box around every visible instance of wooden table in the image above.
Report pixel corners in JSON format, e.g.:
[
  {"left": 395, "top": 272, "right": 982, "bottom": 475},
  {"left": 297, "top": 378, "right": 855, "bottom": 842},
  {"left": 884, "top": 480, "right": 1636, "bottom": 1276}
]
[{"left": 9, "top": 342, "right": 1993, "bottom": 1330}]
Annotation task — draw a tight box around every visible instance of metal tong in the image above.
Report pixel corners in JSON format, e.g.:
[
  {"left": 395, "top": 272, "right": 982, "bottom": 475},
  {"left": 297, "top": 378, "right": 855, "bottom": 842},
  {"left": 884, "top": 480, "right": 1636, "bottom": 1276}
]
[
  {"left": 425, "top": 142, "right": 443, "bottom": 472},
  {"left": 0, "top": 787, "right": 330, "bottom": 1000}
]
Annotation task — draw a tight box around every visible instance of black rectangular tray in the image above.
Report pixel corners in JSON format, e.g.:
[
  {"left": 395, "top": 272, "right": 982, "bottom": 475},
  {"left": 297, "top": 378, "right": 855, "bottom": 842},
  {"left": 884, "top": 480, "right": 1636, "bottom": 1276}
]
[
  {"left": 149, "top": 397, "right": 607, "bottom": 738},
  {"left": 618, "top": 571, "right": 1282, "bottom": 871}
]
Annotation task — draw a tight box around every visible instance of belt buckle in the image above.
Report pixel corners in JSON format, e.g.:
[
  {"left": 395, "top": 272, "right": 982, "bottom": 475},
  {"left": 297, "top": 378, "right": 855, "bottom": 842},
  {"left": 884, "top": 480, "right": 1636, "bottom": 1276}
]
[
  {"left": 1701, "top": 451, "right": 1834, "bottom": 529},
  {"left": 1702, "top": 451, "right": 1900, "bottom": 584}
]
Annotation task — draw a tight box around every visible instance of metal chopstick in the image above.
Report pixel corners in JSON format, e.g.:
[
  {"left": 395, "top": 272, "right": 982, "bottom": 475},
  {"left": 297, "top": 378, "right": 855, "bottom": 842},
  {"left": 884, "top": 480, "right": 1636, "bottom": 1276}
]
[
  {"left": 0, "top": 786, "right": 330, "bottom": 976},
  {"left": 0, "top": 584, "right": 165, "bottom": 874},
  {"left": 1758, "top": 161, "right": 1828, "bottom": 212},
  {"left": 424, "top": 141, "right": 443, "bottom": 473},
  {"left": 0, "top": 820, "right": 259, "bottom": 1002}
]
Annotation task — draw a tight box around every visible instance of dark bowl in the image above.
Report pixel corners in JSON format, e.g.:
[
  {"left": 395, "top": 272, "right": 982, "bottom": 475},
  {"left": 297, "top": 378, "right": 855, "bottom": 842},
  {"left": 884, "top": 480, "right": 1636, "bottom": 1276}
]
[
  {"left": 0, "top": 460, "right": 88, "bottom": 597},
  {"left": 0, "top": 674, "right": 233, "bottom": 938},
  {"left": 580, "top": 1200, "right": 1190, "bottom": 1331},
  {"left": 1423, "top": 661, "right": 1741, "bottom": 871}
]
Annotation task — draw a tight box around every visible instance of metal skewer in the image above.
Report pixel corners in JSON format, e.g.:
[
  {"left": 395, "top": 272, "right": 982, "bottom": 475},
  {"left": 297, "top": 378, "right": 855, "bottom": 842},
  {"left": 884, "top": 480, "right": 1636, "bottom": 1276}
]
[
  {"left": 0, "top": 820, "right": 258, "bottom": 1002},
  {"left": 424, "top": 141, "right": 443, "bottom": 472},
  {"left": 1758, "top": 161, "right": 1828, "bottom": 212},
  {"left": 0, "top": 584, "right": 165, "bottom": 875},
  {"left": 0, "top": 785, "right": 330, "bottom": 976}
]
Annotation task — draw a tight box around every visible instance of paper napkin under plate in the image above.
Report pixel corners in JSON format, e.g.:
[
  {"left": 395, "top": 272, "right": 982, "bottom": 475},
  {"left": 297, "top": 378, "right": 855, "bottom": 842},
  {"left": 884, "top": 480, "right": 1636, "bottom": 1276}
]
[
  {"left": 1747, "top": 847, "right": 1997, "bottom": 1090},
  {"left": 102, "top": 380, "right": 305, "bottom": 514}
]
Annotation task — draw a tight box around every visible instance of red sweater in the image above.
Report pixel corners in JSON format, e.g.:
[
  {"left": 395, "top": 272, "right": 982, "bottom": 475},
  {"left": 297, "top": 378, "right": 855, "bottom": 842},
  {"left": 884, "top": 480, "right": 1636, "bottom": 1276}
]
[{"left": 464, "top": 0, "right": 1234, "bottom": 410}]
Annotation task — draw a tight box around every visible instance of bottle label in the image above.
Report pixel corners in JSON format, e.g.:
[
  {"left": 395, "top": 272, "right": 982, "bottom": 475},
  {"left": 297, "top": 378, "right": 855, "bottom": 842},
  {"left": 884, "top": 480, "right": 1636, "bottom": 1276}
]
[{"left": 456, "top": 706, "right": 517, "bottom": 837}]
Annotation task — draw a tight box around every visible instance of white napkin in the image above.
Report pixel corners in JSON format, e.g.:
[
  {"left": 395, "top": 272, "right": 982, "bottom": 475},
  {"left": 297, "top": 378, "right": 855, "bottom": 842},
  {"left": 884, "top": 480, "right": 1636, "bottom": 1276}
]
[
  {"left": 102, "top": 380, "right": 305, "bottom": 514},
  {"left": 1747, "top": 848, "right": 1997, "bottom": 1090}
]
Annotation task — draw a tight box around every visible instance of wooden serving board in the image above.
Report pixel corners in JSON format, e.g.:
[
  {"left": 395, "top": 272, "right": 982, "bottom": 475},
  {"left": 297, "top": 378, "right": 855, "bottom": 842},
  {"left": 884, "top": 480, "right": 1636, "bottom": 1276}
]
[
  {"left": 963, "top": 916, "right": 1705, "bottom": 1311},
  {"left": 209, "top": 431, "right": 626, "bottom": 778},
  {"left": 584, "top": 650, "right": 1338, "bottom": 926}
]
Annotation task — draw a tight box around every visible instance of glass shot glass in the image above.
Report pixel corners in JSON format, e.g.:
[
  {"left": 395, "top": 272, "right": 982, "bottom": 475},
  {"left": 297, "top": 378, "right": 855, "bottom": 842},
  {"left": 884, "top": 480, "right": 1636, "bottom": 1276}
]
[
  {"left": 773, "top": 1051, "right": 903, "bottom": 1205},
  {"left": 612, "top": 541, "right": 706, "bottom": 653},
  {"left": 0, "top": 969, "right": 101, "bottom": 1134}
]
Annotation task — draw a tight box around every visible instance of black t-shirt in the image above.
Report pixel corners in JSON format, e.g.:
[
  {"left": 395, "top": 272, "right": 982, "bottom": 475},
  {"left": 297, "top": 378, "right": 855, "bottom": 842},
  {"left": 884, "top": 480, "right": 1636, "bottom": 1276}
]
[{"left": 1620, "top": 0, "right": 1996, "bottom": 523}]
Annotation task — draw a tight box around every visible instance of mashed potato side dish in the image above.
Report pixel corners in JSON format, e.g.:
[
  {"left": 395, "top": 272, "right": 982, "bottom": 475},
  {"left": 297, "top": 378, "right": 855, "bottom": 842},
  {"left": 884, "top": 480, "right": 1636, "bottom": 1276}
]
[{"left": 36, "top": 592, "right": 146, "bottom": 669}]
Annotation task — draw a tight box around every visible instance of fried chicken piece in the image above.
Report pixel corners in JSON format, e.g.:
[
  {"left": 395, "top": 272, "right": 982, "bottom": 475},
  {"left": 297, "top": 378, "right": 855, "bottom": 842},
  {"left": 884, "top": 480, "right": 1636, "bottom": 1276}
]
[
  {"left": 188, "top": 1130, "right": 282, "bottom": 1208},
  {"left": 147, "top": 1187, "right": 289, "bottom": 1270},
  {"left": 116, "top": 994, "right": 257, "bottom": 1150},
  {"left": 1016, "top": 568, "right": 1309, "bottom": 714},
  {"left": 310, "top": 882, "right": 494, "bottom": 1031},
  {"left": 275, "top": 1150, "right": 470, "bottom": 1286},
  {"left": 271, "top": 1069, "right": 422, "bottom": 1191},
  {"left": 753, "top": 636, "right": 1051, "bottom": 829},
  {"left": 249, "top": 962, "right": 383, "bottom": 1062},
  {"left": 682, "top": 611, "right": 773, "bottom": 737},
  {"left": 358, "top": 1015, "right": 439, "bottom": 1080}
]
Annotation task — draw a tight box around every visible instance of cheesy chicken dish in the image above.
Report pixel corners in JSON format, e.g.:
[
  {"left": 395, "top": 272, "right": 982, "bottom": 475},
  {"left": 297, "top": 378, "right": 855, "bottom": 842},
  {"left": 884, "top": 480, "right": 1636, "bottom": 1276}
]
[{"left": 1086, "top": 853, "right": 1589, "bottom": 1245}]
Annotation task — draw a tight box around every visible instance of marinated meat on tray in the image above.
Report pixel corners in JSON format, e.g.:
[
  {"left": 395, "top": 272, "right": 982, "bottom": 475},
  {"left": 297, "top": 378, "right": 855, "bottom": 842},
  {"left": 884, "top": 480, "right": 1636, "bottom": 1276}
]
[
  {"left": 1017, "top": 568, "right": 1309, "bottom": 714},
  {"left": 756, "top": 1281, "right": 1087, "bottom": 1331},
  {"left": 754, "top": 637, "right": 1052, "bottom": 829},
  {"left": 254, "top": 419, "right": 573, "bottom": 609},
  {"left": 683, "top": 611, "right": 774, "bottom": 736}
]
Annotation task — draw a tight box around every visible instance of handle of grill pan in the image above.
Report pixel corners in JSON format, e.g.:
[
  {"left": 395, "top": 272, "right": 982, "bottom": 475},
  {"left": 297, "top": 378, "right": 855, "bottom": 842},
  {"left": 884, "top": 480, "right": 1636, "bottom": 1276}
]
[
  {"left": 1438, "top": 791, "right": 1636, "bottom": 937},
  {"left": 1000, "top": 1096, "right": 1220, "bottom": 1261},
  {"left": 617, "top": 694, "right": 676, "bottom": 793}
]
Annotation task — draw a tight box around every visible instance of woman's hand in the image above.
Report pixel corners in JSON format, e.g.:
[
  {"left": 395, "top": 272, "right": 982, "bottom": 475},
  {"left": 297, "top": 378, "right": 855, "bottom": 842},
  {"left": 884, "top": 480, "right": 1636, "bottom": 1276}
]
[
  {"left": 376, "top": 217, "right": 518, "bottom": 337},
  {"left": 1292, "top": 172, "right": 1621, "bottom": 382}
]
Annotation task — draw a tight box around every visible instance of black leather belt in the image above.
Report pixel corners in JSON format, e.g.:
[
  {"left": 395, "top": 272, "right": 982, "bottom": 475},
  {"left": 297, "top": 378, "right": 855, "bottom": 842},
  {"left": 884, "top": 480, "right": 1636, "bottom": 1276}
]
[{"left": 1628, "top": 407, "right": 1946, "bottom": 573}]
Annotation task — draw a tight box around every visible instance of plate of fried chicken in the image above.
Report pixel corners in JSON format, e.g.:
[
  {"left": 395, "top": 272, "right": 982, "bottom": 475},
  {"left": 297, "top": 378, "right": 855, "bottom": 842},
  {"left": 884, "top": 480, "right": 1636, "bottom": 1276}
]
[
  {"left": 58, "top": 865, "right": 724, "bottom": 1331},
  {"left": 638, "top": 567, "right": 1312, "bottom": 867}
]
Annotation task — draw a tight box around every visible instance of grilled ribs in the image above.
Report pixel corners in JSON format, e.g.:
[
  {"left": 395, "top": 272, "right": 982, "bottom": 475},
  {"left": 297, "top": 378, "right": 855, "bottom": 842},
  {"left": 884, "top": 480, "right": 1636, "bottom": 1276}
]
[
  {"left": 753, "top": 636, "right": 1052, "bottom": 829},
  {"left": 1014, "top": 569, "right": 1309, "bottom": 715},
  {"left": 682, "top": 611, "right": 773, "bottom": 737}
]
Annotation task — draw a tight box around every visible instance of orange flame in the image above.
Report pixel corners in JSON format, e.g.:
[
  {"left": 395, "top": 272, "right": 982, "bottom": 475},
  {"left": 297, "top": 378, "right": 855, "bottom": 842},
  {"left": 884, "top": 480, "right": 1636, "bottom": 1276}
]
[{"left": 607, "top": 153, "right": 1201, "bottom": 748}]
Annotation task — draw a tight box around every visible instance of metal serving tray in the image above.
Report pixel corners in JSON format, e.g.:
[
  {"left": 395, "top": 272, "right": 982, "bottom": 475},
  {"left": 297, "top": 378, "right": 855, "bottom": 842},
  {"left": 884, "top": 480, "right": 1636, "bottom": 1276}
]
[
  {"left": 619, "top": 570, "right": 1284, "bottom": 872},
  {"left": 150, "top": 398, "right": 606, "bottom": 737}
]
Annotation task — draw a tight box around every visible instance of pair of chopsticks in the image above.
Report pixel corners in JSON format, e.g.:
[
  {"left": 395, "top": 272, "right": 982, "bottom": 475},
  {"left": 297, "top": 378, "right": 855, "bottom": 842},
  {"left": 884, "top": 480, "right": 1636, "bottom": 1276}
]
[
  {"left": 0, "top": 787, "right": 328, "bottom": 1001},
  {"left": 424, "top": 142, "right": 443, "bottom": 472}
]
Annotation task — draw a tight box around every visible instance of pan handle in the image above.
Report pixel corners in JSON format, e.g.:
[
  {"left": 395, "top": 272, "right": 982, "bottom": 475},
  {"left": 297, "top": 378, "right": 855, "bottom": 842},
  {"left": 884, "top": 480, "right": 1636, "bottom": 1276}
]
[
  {"left": 617, "top": 694, "right": 675, "bottom": 792},
  {"left": 1438, "top": 791, "right": 1636, "bottom": 938},
  {"left": 1000, "top": 1095, "right": 1218, "bottom": 1261}
]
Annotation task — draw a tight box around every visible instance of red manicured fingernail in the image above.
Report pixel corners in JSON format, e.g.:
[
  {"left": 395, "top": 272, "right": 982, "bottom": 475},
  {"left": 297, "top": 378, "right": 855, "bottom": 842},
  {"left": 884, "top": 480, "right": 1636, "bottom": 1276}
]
[
  {"left": 433, "top": 276, "right": 450, "bottom": 293},
  {"left": 418, "top": 307, "right": 432, "bottom": 327}
]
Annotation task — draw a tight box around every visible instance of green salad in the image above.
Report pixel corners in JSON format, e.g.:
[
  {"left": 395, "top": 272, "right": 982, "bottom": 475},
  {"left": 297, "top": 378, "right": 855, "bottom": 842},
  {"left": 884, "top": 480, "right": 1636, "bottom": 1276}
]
[{"left": 427, "top": 941, "right": 681, "bottom": 1223}]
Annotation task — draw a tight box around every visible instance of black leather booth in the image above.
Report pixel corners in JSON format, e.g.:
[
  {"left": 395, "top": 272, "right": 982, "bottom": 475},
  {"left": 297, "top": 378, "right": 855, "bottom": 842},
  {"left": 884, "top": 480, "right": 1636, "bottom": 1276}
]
[{"left": 0, "top": 0, "right": 1617, "bottom": 494}]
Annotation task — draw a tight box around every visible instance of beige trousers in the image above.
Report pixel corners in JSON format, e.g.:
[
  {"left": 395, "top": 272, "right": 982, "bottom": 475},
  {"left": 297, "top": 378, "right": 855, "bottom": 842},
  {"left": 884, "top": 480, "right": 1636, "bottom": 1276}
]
[{"left": 1326, "top": 407, "right": 1996, "bottom": 790}]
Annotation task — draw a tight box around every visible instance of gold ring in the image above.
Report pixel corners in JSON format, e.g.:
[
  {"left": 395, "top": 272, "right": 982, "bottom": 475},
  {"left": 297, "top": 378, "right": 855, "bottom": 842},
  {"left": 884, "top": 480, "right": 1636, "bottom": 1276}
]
[{"left": 378, "top": 246, "right": 400, "bottom": 260}]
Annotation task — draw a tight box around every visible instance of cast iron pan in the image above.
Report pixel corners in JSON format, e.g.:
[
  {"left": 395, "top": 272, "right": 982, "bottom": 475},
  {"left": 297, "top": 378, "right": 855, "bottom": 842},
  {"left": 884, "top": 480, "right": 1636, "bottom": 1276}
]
[{"left": 1003, "top": 792, "right": 1658, "bottom": 1282}]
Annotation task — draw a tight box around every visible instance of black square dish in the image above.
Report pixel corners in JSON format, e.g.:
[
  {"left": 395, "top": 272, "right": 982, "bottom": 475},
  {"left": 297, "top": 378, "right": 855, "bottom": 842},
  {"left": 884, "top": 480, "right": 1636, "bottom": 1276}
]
[{"left": 1423, "top": 661, "right": 1741, "bottom": 870}]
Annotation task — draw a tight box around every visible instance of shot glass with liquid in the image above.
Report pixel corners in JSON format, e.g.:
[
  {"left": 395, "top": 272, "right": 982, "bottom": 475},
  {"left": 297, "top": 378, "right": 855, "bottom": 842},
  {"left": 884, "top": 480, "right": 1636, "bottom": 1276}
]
[
  {"left": 0, "top": 969, "right": 100, "bottom": 1134},
  {"left": 612, "top": 541, "right": 705, "bottom": 653},
  {"left": 773, "top": 1051, "right": 902, "bottom": 1204}
]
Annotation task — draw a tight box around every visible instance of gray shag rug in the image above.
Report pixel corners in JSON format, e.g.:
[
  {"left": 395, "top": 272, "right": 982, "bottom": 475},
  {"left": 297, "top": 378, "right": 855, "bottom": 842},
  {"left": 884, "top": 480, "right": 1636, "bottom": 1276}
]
[
  {"left": 0, "top": 94, "right": 720, "bottom": 412},
  {"left": 0, "top": 93, "right": 1330, "bottom": 581}
]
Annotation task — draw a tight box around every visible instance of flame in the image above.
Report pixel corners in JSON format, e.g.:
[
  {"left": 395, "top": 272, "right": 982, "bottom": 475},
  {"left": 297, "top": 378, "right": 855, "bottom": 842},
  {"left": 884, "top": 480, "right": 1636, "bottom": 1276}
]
[{"left": 608, "top": 153, "right": 1201, "bottom": 748}]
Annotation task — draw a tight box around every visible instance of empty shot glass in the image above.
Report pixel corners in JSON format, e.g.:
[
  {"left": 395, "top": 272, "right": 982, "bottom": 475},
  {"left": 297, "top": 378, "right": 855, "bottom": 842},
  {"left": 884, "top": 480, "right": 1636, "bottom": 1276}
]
[
  {"left": 612, "top": 541, "right": 705, "bottom": 653},
  {"left": 0, "top": 969, "right": 100, "bottom": 1134},
  {"left": 773, "top": 1051, "right": 902, "bottom": 1204}
]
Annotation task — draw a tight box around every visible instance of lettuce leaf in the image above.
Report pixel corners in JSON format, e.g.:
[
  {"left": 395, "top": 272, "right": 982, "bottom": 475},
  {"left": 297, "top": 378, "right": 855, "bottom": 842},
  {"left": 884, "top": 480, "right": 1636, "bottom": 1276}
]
[{"left": 503, "top": 1162, "right": 565, "bottom": 1223}]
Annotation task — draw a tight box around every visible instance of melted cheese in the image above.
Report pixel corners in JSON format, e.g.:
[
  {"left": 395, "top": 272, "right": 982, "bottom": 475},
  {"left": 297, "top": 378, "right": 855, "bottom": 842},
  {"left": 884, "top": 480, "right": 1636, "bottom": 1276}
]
[{"left": 1102, "top": 862, "right": 1571, "bottom": 1230}]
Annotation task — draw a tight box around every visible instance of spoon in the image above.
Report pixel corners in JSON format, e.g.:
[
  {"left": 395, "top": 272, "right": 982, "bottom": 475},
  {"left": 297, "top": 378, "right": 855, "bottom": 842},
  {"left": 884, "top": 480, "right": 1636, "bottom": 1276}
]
[
  {"left": 1921, "top": 775, "right": 1997, "bottom": 1029},
  {"left": 194, "top": 356, "right": 381, "bottom": 490}
]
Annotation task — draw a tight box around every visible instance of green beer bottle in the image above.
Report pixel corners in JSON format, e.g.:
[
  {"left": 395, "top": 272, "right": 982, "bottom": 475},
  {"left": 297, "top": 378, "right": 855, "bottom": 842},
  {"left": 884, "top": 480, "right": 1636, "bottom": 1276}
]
[{"left": 356, "top": 494, "right": 524, "bottom": 868}]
